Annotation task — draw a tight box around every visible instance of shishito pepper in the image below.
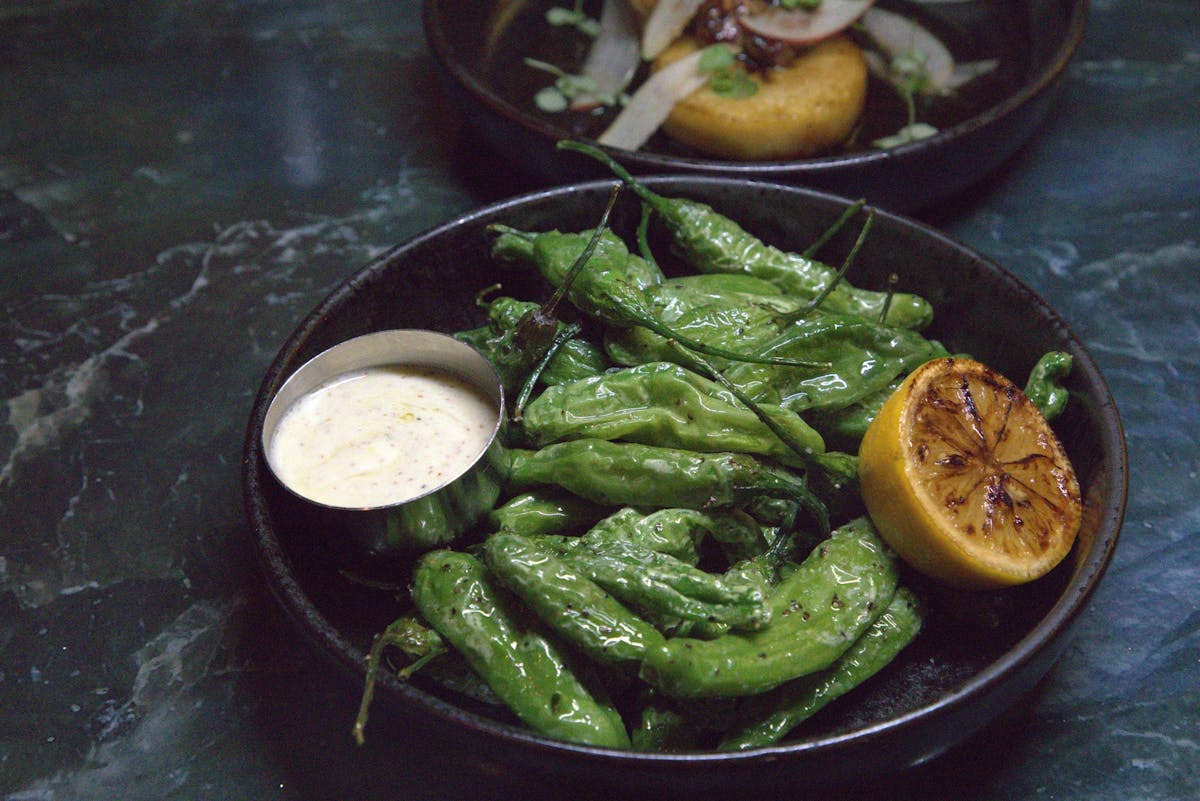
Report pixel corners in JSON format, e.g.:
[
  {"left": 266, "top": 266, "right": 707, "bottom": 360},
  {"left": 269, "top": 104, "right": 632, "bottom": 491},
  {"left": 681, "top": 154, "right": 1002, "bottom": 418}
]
[
  {"left": 603, "top": 299, "right": 946, "bottom": 415},
  {"left": 539, "top": 521, "right": 772, "bottom": 632},
  {"left": 507, "top": 438, "right": 829, "bottom": 535},
  {"left": 455, "top": 294, "right": 609, "bottom": 397},
  {"left": 718, "top": 586, "right": 922, "bottom": 749},
  {"left": 639, "top": 517, "right": 900, "bottom": 698},
  {"left": 521, "top": 361, "right": 826, "bottom": 466},
  {"left": 1024, "top": 350, "right": 1074, "bottom": 421},
  {"left": 482, "top": 531, "right": 667, "bottom": 666},
  {"left": 604, "top": 282, "right": 802, "bottom": 370},
  {"left": 719, "top": 312, "right": 950, "bottom": 411},
  {"left": 641, "top": 274, "right": 793, "bottom": 324},
  {"left": 574, "top": 505, "right": 770, "bottom": 566},
  {"left": 488, "top": 488, "right": 610, "bottom": 537},
  {"left": 489, "top": 225, "right": 665, "bottom": 292},
  {"left": 559, "top": 141, "right": 933, "bottom": 330},
  {"left": 806, "top": 376, "right": 901, "bottom": 451},
  {"left": 491, "top": 226, "right": 825, "bottom": 369},
  {"left": 411, "top": 549, "right": 631, "bottom": 748}
]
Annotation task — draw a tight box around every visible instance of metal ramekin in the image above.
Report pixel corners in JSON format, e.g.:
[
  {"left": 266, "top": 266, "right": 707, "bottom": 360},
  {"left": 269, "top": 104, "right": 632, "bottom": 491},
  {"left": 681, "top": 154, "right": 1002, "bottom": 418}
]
[{"left": 260, "top": 329, "right": 507, "bottom": 556}]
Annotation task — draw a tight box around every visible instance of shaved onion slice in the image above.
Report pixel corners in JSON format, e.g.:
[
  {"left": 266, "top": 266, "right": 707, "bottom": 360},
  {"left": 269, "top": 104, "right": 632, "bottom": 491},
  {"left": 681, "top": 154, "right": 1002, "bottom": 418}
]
[
  {"left": 571, "top": 0, "right": 642, "bottom": 110},
  {"left": 642, "top": 0, "right": 705, "bottom": 60},
  {"left": 738, "top": 0, "right": 877, "bottom": 46},
  {"left": 943, "top": 58, "right": 998, "bottom": 90},
  {"left": 859, "top": 7, "right": 954, "bottom": 88},
  {"left": 597, "top": 47, "right": 711, "bottom": 150},
  {"left": 860, "top": 7, "right": 996, "bottom": 94}
]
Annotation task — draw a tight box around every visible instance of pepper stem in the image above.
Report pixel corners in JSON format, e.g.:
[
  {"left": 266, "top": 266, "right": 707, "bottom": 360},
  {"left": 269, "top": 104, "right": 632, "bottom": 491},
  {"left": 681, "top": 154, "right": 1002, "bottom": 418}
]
[
  {"left": 512, "top": 321, "right": 584, "bottom": 421},
  {"left": 671, "top": 340, "right": 821, "bottom": 466},
  {"left": 542, "top": 182, "right": 623, "bottom": 320},
  {"left": 801, "top": 199, "right": 867, "bottom": 259},
  {"left": 799, "top": 208, "right": 876, "bottom": 316},
  {"left": 352, "top": 619, "right": 447, "bottom": 746},
  {"left": 558, "top": 140, "right": 666, "bottom": 211},
  {"left": 642, "top": 316, "right": 830, "bottom": 368}
]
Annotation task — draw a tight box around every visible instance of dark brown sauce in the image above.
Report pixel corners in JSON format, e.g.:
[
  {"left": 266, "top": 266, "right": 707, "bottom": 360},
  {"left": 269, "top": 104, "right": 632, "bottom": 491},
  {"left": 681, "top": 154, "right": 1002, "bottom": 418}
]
[{"left": 479, "top": 0, "right": 1030, "bottom": 159}]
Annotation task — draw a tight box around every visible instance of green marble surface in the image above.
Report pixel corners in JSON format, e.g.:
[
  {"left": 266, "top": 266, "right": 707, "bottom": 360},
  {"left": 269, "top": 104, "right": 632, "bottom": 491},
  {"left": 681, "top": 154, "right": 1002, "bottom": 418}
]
[{"left": 1, "top": 1, "right": 1197, "bottom": 799}]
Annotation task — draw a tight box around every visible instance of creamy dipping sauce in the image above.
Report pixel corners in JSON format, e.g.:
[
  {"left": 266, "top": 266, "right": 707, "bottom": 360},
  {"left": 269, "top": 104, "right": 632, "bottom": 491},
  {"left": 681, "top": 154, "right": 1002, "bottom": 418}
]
[{"left": 268, "top": 364, "right": 498, "bottom": 508}]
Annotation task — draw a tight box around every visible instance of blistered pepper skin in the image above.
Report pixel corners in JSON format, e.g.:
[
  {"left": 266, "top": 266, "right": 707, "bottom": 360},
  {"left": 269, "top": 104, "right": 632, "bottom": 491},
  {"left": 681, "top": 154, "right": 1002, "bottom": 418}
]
[
  {"left": 411, "top": 549, "right": 630, "bottom": 748},
  {"left": 559, "top": 140, "right": 932, "bottom": 330},
  {"left": 507, "top": 439, "right": 828, "bottom": 533},
  {"left": 522, "top": 361, "right": 826, "bottom": 465},
  {"left": 546, "top": 529, "right": 771, "bottom": 631},
  {"left": 1024, "top": 350, "right": 1073, "bottom": 421},
  {"left": 491, "top": 228, "right": 663, "bottom": 330},
  {"left": 454, "top": 295, "right": 609, "bottom": 397},
  {"left": 639, "top": 518, "right": 899, "bottom": 698},
  {"left": 491, "top": 227, "right": 818, "bottom": 369},
  {"left": 488, "top": 489, "right": 609, "bottom": 537},
  {"left": 719, "top": 313, "right": 949, "bottom": 412},
  {"left": 656, "top": 197, "right": 932, "bottom": 329},
  {"left": 719, "top": 586, "right": 923, "bottom": 749},
  {"left": 483, "top": 532, "right": 667, "bottom": 666}
]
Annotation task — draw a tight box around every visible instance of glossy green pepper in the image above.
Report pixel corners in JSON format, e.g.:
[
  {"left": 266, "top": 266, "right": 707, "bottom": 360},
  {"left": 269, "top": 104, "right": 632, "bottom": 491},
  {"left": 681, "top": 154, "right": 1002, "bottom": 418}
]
[
  {"left": 542, "top": 527, "right": 771, "bottom": 631},
  {"left": 604, "top": 300, "right": 945, "bottom": 415},
  {"left": 639, "top": 517, "right": 899, "bottom": 698},
  {"left": 631, "top": 701, "right": 697, "bottom": 752},
  {"left": 490, "top": 225, "right": 664, "bottom": 291},
  {"left": 483, "top": 531, "right": 666, "bottom": 666},
  {"left": 601, "top": 270, "right": 805, "bottom": 367},
  {"left": 577, "top": 507, "right": 704, "bottom": 564},
  {"left": 491, "top": 226, "right": 824, "bottom": 369},
  {"left": 1025, "top": 350, "right": 1073, "bottom": 421},
  {"left": 720, "top": 313, "right": 950, "bottom": 412},
  {"left": 642, "top": 274, "right": 791, "bottom": 323},
  {"left": 521, "top": 361, "right": 826, "bottom": 466},
  {"left": 507, "top": 439, "right": 828, "bottom": 534},
  {"left": 582, "top": 505, "right": 769, "bottom": 566},
  {"left": 678, "top": 527, "right": 797, "bottom": 640},
  {"left": 719, "top": 587, "right": 922, "bottom": 749},
  {"left": 411, "top": 549, "right": 630, "bottom": 747},
  {"left": 489, "top": 488, "right": 610, "bottom": 537},
  {"left": 455, "top": 294, "right": 609, "bottom": 397},
  {"left": 604, "top": 287, "right": 800, "bottom": 371},
  {"left": 559, "top": 141, "right": 933, "bottom": 330},
  {"left": 806, "top": 376, "right": 900, "bottom": 451}
]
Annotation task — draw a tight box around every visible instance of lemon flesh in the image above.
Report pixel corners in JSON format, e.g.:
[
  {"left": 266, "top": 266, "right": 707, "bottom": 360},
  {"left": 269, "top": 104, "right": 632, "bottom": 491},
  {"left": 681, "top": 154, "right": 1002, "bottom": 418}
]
[
  {"left": 653, "top": 35, "right": 868, "bottom": 161},
  {"left": 858, "top": 357, "right": 1082, "bottom": 590}
]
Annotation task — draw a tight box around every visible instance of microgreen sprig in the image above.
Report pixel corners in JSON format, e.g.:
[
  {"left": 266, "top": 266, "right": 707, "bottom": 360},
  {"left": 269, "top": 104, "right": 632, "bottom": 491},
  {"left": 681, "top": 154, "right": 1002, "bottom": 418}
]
[
  {"left": 545, "top": 1, "right": 600, "bottom": 37},
  {"left": 526, "top": 58, "right": 625, "bottom": 112},
  {"left": 698, "top": 46, "right": 757, "bottom": 99},
  {"left": 873, "top": 46, "right": 941, "bottom": 148}
]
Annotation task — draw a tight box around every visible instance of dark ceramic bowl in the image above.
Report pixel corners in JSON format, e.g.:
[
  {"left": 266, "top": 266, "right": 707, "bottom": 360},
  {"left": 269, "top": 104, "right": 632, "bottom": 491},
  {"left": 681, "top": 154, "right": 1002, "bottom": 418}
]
[
  {"left": 242, "top": 178, "right": 1125, "bottom": 797},
  {"left": 422, "top": 0, "right": 1088, "bottom": 212}
]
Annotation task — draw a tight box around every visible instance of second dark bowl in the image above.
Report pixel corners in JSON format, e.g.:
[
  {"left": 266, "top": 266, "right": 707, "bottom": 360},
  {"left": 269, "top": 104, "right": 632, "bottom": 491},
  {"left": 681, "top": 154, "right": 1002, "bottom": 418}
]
[{"left": 423, "top": 0, "right": 1089, "bottom": 211}]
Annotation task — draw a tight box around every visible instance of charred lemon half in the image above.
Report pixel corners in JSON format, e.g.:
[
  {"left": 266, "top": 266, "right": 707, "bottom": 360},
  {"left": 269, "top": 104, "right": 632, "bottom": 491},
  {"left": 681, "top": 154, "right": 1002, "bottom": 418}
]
[
  {"left": 858, "top": 357, "right": 1083, "bottom": 590},
  {"left": 652, "top": 35, "right": 867, "bottom": 160}
]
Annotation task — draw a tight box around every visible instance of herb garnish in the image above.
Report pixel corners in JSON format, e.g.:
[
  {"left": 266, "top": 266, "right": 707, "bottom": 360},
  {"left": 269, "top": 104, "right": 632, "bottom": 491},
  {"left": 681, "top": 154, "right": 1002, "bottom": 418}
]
[
  {"left": 698, "top": 46, "right": 758, "bottom": 99},
  {"left": 873, "top": 47, "right": 940, "bottom": 148},
  {"left": 527, "top": 58, "right": 625, "bottom": 112},
  {"left": 545, "top": 1, "right": 600, "bottom": 36}
]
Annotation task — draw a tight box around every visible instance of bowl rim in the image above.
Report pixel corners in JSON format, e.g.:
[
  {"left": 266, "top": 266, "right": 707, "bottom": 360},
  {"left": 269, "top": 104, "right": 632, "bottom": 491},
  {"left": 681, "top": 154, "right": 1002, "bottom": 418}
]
[
  {"left": 420, "top": 0, "right": 1091, "bottom": 177},
  {"left": 242, "top": 175, "right": 1126, "bottom": 769}
]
